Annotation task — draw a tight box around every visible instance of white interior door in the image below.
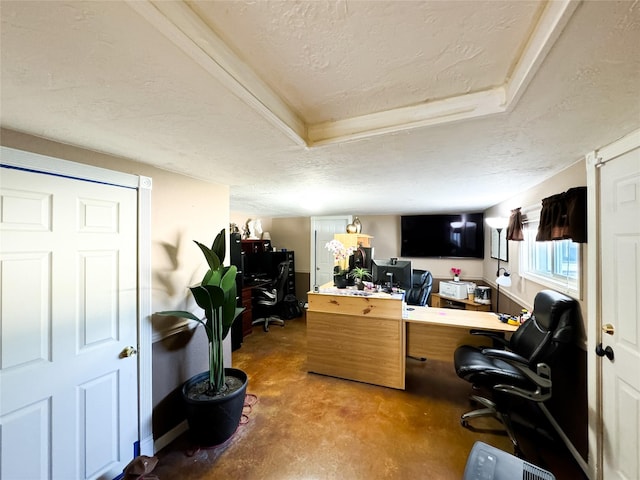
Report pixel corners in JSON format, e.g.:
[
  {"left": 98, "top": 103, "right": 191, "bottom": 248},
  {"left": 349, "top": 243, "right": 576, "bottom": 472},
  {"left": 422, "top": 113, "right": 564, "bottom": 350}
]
[
  {"left": 599, "top": 143, "right": 640, "bottom": 480},
  {"left": 0, "top": 167, "right": 139, "bottom": 480},
  {"left": 310, "top": 216, "right": 351, "bottom": 288}
]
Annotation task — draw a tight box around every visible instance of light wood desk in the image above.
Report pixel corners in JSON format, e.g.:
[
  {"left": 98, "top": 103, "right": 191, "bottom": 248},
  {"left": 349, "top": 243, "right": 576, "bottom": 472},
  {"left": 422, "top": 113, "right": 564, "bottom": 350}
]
[
  {"left": 405, "top": 307, "right": 518, "bottom": 362},
  {"left": 306, "top": 285, "right": 518, "bottom": 390},
  {"left": 307, "top": 286, "right": 406, "bottom": 389}
]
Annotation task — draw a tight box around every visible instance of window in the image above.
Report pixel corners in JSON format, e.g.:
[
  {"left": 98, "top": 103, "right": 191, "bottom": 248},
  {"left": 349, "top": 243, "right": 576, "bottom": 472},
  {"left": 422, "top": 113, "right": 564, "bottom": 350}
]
[{"left": 520, "top": 206, "right": 581, "bottom": 296}]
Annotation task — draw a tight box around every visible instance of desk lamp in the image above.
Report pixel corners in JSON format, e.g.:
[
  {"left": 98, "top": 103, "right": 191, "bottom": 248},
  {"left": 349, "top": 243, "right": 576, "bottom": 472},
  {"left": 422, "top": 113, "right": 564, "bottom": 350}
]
[{"left": 486, "top": 217, "right": 510, "bottom": 313}]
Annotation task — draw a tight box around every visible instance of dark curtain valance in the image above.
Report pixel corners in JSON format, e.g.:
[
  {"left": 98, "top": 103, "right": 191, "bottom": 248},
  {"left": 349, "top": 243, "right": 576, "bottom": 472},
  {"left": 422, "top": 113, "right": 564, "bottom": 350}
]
[
  {"left": 536, "top": 186, "right": 587, "bottom": 243},
  {"left": 507, "top": 207, "right": 524, "bottom": 241}
]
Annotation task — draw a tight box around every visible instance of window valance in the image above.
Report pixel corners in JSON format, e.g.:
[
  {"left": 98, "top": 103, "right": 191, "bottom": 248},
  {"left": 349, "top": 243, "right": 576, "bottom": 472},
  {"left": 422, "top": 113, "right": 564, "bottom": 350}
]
[
  {"left": 536, "top": 186, "right": 587, "bottom": 243},
  {"left": 507, "top": 207, "right": 524, "bottom": 241}
]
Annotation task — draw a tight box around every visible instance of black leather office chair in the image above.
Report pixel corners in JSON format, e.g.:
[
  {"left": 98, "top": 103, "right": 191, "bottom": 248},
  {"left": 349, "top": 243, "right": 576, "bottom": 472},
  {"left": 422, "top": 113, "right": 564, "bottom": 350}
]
[
  {"left": 454, "top": 290, "right": 578, "bottom": 458},
  {"left": 252, "top": 261, "right": 289, "bottom": 332},
  {"left": 404, "top": 269, "right": 433, "bottom": 306}
]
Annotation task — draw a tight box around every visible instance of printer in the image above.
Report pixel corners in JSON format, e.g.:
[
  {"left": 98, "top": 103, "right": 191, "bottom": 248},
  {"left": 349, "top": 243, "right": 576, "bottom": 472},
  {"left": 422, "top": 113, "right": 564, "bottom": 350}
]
[{"left": 439, "top": 280, "right": 471, "bottom": 300}]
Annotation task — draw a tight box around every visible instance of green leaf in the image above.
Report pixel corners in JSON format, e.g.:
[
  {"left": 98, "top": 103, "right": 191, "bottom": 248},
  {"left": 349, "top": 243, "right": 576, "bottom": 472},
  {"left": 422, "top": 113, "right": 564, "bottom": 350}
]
[
  {"left": 195, "top": 240, "right": 220, "bottom": 271},
  {"left": 204, "top": 268, "right": 223, "bottom": 287},
  {"left": 220, "top": 265, "right": 237, "bottom": 291},
  {"left": 203, "top": 284, "right": 225, "bottom": 308},
  {"left": 211, "top": 228, "right": 226, "bottom": 264}
]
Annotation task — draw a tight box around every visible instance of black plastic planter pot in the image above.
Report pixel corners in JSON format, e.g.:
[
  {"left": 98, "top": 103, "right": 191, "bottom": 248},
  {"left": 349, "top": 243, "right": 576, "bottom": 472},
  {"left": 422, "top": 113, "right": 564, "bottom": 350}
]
[{"left": 182, "top": 368, "right": 248, "bottom": 446}]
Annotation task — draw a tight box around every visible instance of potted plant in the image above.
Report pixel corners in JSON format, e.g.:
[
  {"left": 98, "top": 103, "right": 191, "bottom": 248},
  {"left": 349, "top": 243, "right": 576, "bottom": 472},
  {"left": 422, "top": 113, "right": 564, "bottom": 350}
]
[
  {"left": 348, "top": 267, "right": 372, "bottom": 290},
  {"left": 325, "top": 239, "right": 355, "bottom": 288},
  {"left": 157, "top": 228, "right": 246, "bottom": 446}
]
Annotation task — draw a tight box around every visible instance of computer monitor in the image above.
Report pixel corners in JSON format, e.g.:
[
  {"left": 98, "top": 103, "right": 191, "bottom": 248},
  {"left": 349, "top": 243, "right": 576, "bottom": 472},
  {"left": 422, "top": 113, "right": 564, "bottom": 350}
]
[{"left": 372, "top": 258, "right": 412, "bottom": 290}]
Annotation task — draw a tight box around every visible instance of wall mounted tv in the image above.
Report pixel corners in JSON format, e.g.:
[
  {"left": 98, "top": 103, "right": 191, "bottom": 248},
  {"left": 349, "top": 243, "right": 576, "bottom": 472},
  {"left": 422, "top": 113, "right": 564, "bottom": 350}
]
[{"left": 401, "top": 213, "right": 485, "bottom": 258}]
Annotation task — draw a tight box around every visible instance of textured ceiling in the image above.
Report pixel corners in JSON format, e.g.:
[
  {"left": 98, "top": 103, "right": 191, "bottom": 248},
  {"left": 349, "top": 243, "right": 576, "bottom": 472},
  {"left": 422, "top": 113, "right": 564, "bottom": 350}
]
[{"left": 1, "top": 0, "right": 639, "bottom": 217}]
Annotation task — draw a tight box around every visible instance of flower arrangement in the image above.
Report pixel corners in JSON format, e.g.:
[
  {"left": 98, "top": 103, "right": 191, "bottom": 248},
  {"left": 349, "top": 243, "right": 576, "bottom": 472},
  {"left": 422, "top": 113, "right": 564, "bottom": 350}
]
[
  {"left": 325, "top": 239, "right": 356, "bottom": 273},
  {"left": 451, "top": 267, "right": 461, "bottom": 279}
]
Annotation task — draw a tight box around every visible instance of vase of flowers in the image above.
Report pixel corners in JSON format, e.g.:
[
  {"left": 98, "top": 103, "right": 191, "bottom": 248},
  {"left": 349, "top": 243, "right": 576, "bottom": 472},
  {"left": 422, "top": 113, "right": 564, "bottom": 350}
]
[
  {"left": 451, "top": 267, "right": 461, "bottom": 281},
  {"left": 326, "top": 239, "right": 356, "bottom": 288}
]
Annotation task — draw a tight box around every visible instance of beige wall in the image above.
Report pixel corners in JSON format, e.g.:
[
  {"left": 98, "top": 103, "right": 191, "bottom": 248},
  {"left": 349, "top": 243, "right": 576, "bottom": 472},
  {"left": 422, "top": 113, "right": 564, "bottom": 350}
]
[
  {"left": 483, "top": 160, "right": 587, "bottom": 319},
  {"left": 263, "top": 214, "right": 485, "bottom": 286},
  {"left": 261, "top": 162, "right": 587, "bottom": 326},
  {"left": 1, "top": 128, "right": 230, "bottom": 439}
]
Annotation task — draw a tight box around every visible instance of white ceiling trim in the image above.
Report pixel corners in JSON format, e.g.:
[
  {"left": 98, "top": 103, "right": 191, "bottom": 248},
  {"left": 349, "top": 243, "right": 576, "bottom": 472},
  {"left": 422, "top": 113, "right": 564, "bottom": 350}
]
[
  {"left": 129, "top": 0, "right": 579, "bottom": 148},
  {"left": 126, "top": 0, "right": 308, "bottom": 146},
  {"left": 505, "top": 0, "right": 581, "bottom": 108},
  {"left": 307, "top": 87, "right": 507, "bottom": 146}
]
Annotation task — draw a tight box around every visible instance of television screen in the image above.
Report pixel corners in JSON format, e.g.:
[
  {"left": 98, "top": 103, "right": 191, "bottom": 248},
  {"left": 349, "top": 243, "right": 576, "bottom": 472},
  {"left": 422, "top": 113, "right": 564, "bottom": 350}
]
[{"left": 401, "top": 213, "right": 484, "bottom": 258}]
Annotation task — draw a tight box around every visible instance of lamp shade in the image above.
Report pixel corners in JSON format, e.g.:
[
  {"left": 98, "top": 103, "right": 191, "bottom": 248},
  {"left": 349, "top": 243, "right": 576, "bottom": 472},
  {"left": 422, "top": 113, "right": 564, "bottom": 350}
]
[
  {"left": 496, "top": 274, "right": 512, "bottom": 287},
  {"left": 486, "top": 217, "right": 509, "bottom": 230}
]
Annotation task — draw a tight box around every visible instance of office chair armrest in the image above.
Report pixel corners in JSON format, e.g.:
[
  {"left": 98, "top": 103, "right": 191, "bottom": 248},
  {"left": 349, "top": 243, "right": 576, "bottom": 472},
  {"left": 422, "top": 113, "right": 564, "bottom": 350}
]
[
  {"left": 469, "top": 330, "right": 510, "bottom": 348},
  {"left": 494, "top": 362, "right": 552, "bottom": 402},
  {"left": 482, "top": 348, "right": 528, "bottom": 365},
  {"left": 255, "top": 288, "right": 277, "bottom": 300},
  {"left": 485, "top": 348, "right": 553, "bottom": 389}
]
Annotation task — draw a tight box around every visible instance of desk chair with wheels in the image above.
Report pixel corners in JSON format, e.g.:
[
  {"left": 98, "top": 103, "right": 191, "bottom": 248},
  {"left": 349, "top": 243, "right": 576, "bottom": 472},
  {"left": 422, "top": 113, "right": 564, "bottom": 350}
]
[
  {"left": 404, "top": 269, "right": 433, "bottom": 306},
  {"left": 454, "top": 289, "right": 585, "bottom": 474},
  {"left": 252, "top": 261, "right": 289, "bottom": 332}
]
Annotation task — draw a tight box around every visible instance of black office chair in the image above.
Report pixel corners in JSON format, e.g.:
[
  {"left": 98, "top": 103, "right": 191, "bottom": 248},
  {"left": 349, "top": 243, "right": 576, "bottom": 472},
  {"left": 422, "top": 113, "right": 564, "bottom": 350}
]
[
  {"left": 454, "top": 290, "right": 579, "bottom": 460},
  {"left": 252, "top": 261, "right": 289, "bottom": 332},
  {"left": 404, "top": 269, "right": 433, "bottom": 306}
]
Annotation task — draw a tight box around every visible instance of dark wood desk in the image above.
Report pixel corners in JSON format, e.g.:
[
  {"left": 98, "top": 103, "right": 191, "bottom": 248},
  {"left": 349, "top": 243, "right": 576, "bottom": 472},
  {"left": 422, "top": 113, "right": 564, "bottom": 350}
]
[{"left": 240, "top": 280, "right": 270, "bottom": 337}]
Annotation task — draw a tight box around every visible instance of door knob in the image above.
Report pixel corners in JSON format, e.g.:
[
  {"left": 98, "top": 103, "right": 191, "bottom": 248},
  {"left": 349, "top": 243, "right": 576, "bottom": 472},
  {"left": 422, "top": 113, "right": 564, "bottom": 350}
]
[
  {"left": 595, "top": 343, "right": 614, "bottom": 361},
  {"left": 602, "top": 323, "right": 615, "bottom": 335},
  {"left": 120, "top": 346, "right": 137, "bottom": 358}
]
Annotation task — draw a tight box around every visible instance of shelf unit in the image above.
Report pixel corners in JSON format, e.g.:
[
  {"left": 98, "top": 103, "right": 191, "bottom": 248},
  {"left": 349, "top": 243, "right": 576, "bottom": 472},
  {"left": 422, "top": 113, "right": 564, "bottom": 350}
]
[
  {"left": 431, "top": 293, "right": 491, "bottom": 312},
  {"left": 333, "top": 233, "right": 373, "bottom": 249},
  {"left": 241, "top": 239, "right": 271, "bottom": 254}
]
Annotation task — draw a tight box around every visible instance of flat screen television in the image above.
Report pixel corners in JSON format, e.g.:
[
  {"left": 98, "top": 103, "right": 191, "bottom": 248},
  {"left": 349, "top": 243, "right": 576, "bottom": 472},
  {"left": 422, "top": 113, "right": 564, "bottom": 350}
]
[
  {"left": 372, "top": 259, "right": 412, "bottom": 290},
  {"left": 401, "top": 213, "right": 484, "bottom": 258}
]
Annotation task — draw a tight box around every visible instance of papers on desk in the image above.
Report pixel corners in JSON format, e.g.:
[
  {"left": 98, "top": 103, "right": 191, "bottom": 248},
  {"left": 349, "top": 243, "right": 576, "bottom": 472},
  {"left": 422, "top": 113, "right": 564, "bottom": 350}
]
[
  {"left": 317, "top": 286, "right": 404, "bottom": 300},
  {"left": 318, "top": 287, "right": 373, "bottom": 296}
]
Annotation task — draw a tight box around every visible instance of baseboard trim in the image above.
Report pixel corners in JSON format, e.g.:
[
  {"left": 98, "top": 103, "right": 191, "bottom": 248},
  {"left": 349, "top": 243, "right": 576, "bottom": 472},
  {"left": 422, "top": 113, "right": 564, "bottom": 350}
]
[
  {"left": 139, "top": 434, "right": 155, "bottom": 456},
  {"left": 153, "top": 420, "right": 189, "bottom": 454}
]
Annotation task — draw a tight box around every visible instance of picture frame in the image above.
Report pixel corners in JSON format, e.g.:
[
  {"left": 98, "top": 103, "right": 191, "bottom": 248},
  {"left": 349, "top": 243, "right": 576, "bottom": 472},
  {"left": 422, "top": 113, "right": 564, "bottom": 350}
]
[{"left": 490, "top": 228, "right": 508, "bottom": 261}]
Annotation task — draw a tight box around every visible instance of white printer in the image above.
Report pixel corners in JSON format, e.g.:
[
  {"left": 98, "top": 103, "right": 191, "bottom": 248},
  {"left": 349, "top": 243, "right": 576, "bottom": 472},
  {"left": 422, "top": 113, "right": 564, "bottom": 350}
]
[{"left": 439, "top": 281, "right": 471, "bottom": 300}]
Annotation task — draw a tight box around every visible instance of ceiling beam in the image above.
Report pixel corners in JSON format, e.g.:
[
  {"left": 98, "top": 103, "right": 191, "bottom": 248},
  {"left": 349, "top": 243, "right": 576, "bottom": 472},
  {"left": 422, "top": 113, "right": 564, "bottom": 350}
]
[
  {"left": 126, "top": 0, "right": 308, "bottom": 146},
  {"left": 129, "top": 0, "right": 580, "bottom": 148}
]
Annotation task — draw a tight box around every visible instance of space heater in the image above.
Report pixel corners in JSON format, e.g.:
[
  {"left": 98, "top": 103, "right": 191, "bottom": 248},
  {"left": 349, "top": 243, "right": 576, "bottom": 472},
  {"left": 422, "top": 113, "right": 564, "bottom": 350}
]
[{"left": 463, "top": 442, "right": 555, "bottom": 480}]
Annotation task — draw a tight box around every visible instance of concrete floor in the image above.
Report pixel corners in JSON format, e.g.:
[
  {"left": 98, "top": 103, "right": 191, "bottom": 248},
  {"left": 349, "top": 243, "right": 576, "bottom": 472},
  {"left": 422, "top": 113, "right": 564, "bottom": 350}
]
[{"left": 152, "top": 316, "right": 585, "bottom": 480}]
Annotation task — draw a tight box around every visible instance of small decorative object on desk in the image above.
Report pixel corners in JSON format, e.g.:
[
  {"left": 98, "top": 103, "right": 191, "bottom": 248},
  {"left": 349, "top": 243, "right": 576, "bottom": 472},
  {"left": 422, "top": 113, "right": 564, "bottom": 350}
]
[
  {"left": 352, "top": 216, "right": 362, "bottom": 234},
  {"left": 451, "top": 267, "right": 461, "bottom": 281},
  {"left": 467, "top": 282, "right": 476, "bottom": 301}
]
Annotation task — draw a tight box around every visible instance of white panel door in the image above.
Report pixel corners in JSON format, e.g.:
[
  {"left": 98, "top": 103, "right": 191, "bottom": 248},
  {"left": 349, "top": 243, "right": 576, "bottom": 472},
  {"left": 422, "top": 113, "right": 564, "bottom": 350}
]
[
  {"left": 310, "top": 216, "right": 351, "bottom": 288},
  {"left": 600, "top": 145, "right": 640, "bottom": 480},
  {"left": 0, "top": 167, "right": 138, "bottom": 480}
]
